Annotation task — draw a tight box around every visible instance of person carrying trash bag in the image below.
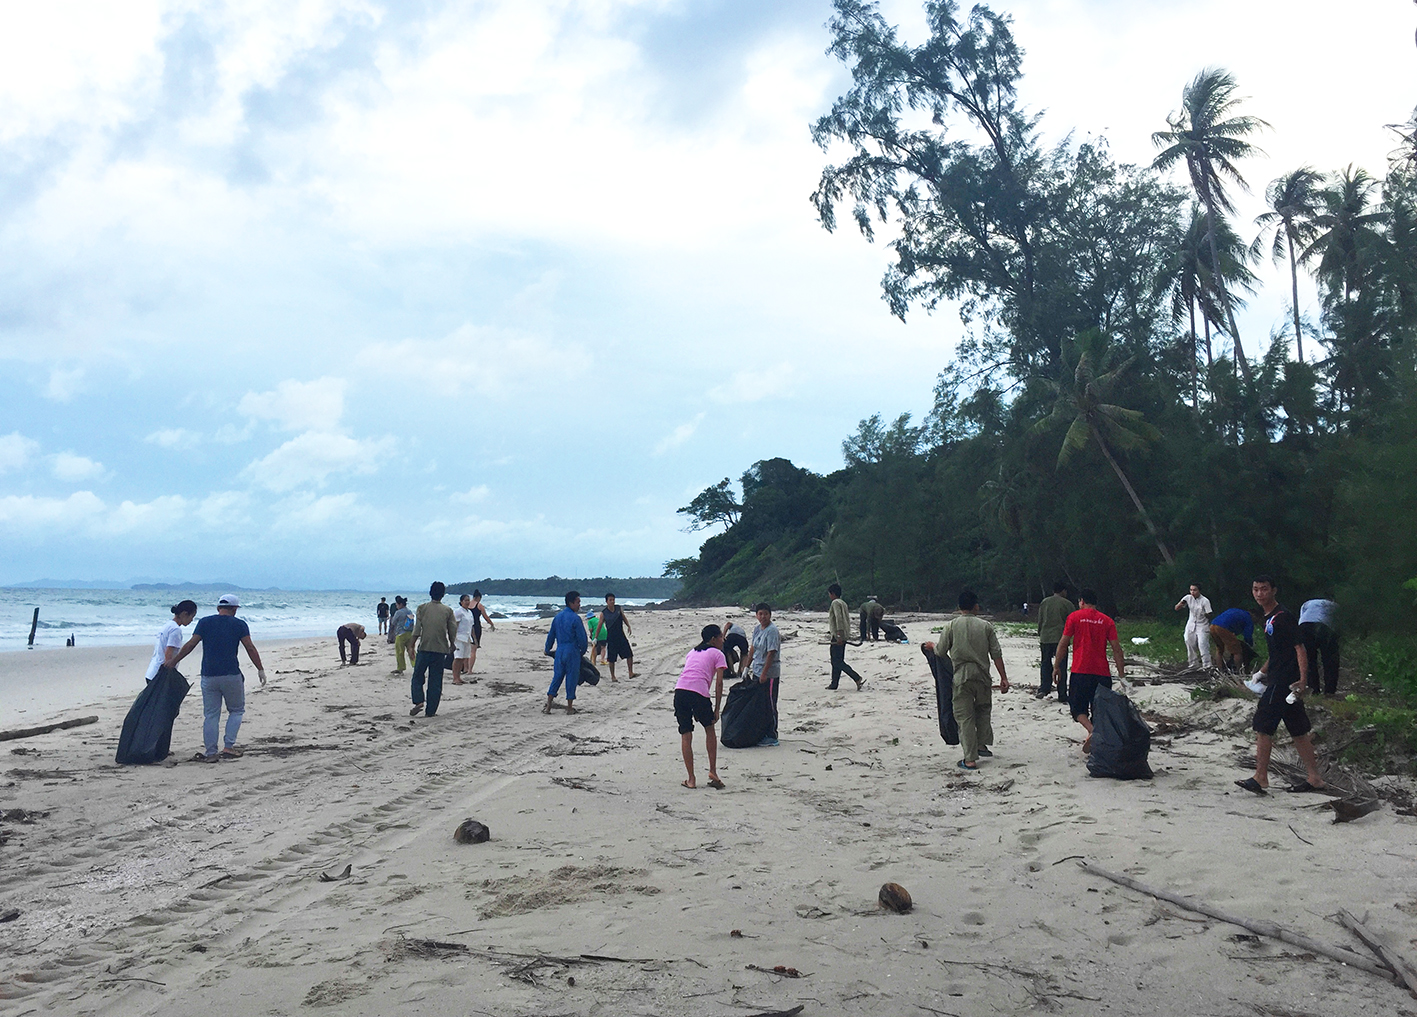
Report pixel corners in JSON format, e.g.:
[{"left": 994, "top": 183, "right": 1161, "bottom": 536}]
[
  {"left": 919, "top": 641, "right": 958, "bottom": 746},
  {"left": 936, "top": 590, "right": 1010, "bottom": 770},
  {"left": 117, "top": 602, "right": 199, "bottom": 766}
]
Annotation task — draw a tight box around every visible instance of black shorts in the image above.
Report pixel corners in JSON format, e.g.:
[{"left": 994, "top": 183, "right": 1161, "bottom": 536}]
[
  {"left": 1252, "top": 681, "right": 1312, "bottom": 737},
  {"left": 674, "top": 689, "right": 715, "bottom": 734},
  {"left": 1069, "top": 673, "right": 1112, "bottom": 720}
]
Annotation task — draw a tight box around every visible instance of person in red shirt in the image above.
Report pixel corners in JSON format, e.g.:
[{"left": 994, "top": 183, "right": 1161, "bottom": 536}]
[{"left": 1052, "top": 589, "right": 1126, "bottom": 752}]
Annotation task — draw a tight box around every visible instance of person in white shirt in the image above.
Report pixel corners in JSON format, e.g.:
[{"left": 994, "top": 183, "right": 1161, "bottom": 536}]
[
  {"left": 1174, "top": 584, "right": 1213, "bottom": 668},
  {"left": 145, "top": 600, "right": 198, "bottom": 681},
  {"left": 451, "top": 594, "right": 478, "bottom": 685}
]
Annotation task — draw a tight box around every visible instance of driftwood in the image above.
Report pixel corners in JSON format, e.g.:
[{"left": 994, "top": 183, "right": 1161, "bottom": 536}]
[
  {"left": 1338, "top": 909, "right": 1417, "bottom": 999},
  {"left": 1080, "top": 862, "right": 1397, "bottom": 984},
  {"left": 0, "top": 715, "right": 98, "bottom": 742}
]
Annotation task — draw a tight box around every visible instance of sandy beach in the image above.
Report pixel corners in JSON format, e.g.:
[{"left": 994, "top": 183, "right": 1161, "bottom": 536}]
[{"left": 2, "top": 608, "right": 1415, "bottom": 1016}]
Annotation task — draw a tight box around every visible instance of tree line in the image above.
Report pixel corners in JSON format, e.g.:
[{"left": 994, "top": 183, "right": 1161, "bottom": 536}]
[{"left": 666, "top": 0, "right": 1417, "bottom": 632}]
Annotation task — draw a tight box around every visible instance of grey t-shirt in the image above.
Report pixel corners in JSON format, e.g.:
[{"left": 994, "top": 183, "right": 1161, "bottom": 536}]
[{"left": 750, "top": 622, "right": 782, "bottom": 680}]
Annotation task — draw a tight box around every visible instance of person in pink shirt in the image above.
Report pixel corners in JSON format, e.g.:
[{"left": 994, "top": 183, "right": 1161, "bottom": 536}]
[{"left": 675, "top": 624, "right": 728, "bottom": 789}]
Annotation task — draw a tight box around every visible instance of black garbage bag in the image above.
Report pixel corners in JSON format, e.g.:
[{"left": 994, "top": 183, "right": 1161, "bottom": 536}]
[
  {"left": 720, "top": 678, "right": 774, "bottom": 748},
  {"left": 579, "top": 655, "right": 601, "bottom": 687},
  {"left": 880, "top": 621, "right": 907, "bottom": 642},
  {"left": 923, "top": 646, "right": 959, "bottom": 745},
  {"left": 115, "top": 666, "right": 190, "bottom": 765},
  {"left": 1087, "top": 686, "right": 1153, "bottom": 780}
]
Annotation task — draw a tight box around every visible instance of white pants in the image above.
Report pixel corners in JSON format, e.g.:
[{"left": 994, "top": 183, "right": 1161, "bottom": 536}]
[{"left": 1184, "top": 623, "right": 1210, "bottom": 668}]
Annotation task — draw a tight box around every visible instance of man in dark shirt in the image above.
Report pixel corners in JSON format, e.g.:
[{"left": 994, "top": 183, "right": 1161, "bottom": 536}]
[
  {"left": 172, "top": 594, "right": 267, "bottom": 763},
  {"left": 1235, "top": 575, "right": 1326, "bottom": 795},
  {"left": 1034, "top": 582, "right": 1074, "bottom": 700},
  {"left": 377, "top": 597, "right": 390, "bottom": 635}
]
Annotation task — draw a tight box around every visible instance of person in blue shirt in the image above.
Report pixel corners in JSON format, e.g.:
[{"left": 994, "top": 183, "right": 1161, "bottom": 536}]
[
  {"left": 543, "top": 591, "right": 589, "bottom": 715},
  {"left": 172, "top": 594, "right": 267, "bottom": 763},
  {"left": 1209, "top": 607, "right": 1256, "bottom": 672}
]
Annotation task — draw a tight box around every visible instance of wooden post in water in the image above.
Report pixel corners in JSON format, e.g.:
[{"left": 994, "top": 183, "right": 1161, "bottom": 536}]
[{"left": 27, "top": 608, "right": 39, "bottom": 648}]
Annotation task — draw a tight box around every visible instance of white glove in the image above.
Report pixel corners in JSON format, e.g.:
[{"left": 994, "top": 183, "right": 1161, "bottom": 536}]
[
  {"left": 1244, "top": 672, "right": 1265, "bottom": 695},
  {"left": 1251, "top": 670, "right": 1265, "bottom": 683},
  {"left": 258, "top": 670, "right": 268, "bottom": 688}
]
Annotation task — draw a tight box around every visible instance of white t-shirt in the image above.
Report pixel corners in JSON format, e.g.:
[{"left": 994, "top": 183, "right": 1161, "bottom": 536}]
[
  {"left": 145, "top": 620, "right": 185, "bottom": 680},
  {"left": 454, "top": 606, "right": 476, "bottom": 643},
  {"left": 1181, "top": 594, "right": 1212, "bottom": 627},
  {"left": 1299, "top": 599, "right": 1337, "bottom": 628}
]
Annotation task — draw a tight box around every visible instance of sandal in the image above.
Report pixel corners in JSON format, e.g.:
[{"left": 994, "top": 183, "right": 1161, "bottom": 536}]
[
  {"left": 1285, "top": 780, "right": 1325, "bottom": 794},
  {"left": 957, "top": 760, "right": 979, "bottom": 771},
  {"left": 1235, "top": 777, "right": 1269, "bottom": 796},
  {"left": 218, "top": 747, "right": 244, "bottom": 759},
  {"left": 707, "top": 777, "right": 726, "bottom": 789},
  {"left": 194, "top": 753, "right": 220, "bottom": 764}
]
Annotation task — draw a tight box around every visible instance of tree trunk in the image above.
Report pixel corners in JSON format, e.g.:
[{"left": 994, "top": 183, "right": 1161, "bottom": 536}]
[
  {"left": 1287, "top": 230, "right": 1304, "bottom": 362},
  {"left": 1090, "top": 425, "right": 1175, "bottom": 565},
  {"left": 1202, "top": 197, "right": 1252, "bottom": 382},
  {"left": 1203, "top": 313, "right": 1213, "bottom": 366},
  {"left": 1187, "top": 297, "right": 1199, "bottom": 409}
]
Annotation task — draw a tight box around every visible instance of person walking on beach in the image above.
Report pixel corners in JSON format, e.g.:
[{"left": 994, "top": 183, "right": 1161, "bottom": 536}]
[
  {"left": 410, "top": 582, "right": 457, "bottom": 718},
  {"left": 936, "top": 590, "right": 1009, "bottom": 771},
  {"left": 544, "top": 591, "right": 590, "bottom": 714},
  {"left": 451, "top": 594, "right": 477, "bottom": 685},
  {"left": 1174, "top": 583, "right": 1213, "bottom": 668},
  {"left": 600, "top": 593, "right": 636, "bottom": 681},
  {"left": 743, "top": 603, "right": 782, "bottom": 746},
  {"left": 826, "top": 583, "right": 866, "bottom": 691},
  {"left": 1052, "top": 589, "right": 1125, "bottom": 753},
  {"left": 859, "top": 596, "right": 885, "bottom": 642},
  {"left": 145, "top": 599, "right": 198, "bottom": 681},
  {"left": 675, "top": 624, "right": 728, "bottom": 789},
  {"left": 1298, "top": 598, "right": 1340, "bottom": 696},
  {"left": 1236, "top": 576, "right": 1326, "bottom": 795},
  {"left": 1210, "top": 607, "right": 1256, "bottom": 672},
  {"left": 466, "top": 590, "right": 495, "bottom": 678},
  {"left": 390, "top": 597, "right": 415, "bottom": 672},
  {"left": 722, "top": 617, "right": 750, "bottom": 678},
  {"left": 171, "top": 594, "right": 268, "bottom": 763},
  {"left": 1034, "top": 582, "right": 1074, "bottom": 700},
  {"left": 337, "top": 622, "right": 367, "bottom": 665},
  {"left": 377, "top": 597, "right": 390, "bottom": 635}
]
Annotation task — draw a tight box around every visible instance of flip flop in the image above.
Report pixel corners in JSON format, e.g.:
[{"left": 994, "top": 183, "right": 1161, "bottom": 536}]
[
  {"left": 707, "top": 777, "right": 726, "bottom": 789},
  {"left": 681, "top": 779, "right": 696, "bottom": 789},
  {"left": 218, "top": 747, "right": 244, "bottom": 759},
  {"left": 1285, "top": 780, "right": 1325, "bottom": 794},
  {"left": 195, "top": 753, "right": 220, "bottom": 764},
  {"left": 410, "top": 703, "right": 424, "bottom": 717},
  {"left": 1235, "top": 777, "right": 1269, "bottom": 796},
  {"left": 957, "top": 760, "right": 979, "bottom": 771}
]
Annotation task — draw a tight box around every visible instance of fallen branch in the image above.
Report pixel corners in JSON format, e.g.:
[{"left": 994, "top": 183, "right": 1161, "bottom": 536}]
[
  {"left": 1287, "top": 824, "right": 1314, "bottom": 846},
  {"left": 0, "top": 716, "right": 98, "bottom": 742},
  {"left": 1338, "top": 909, "right": 1417, "bottom": 999},
  {"left": 746, "top": 964, "right": 807, "bottom": 978},
  {"left": 1080, "top": 862, "right": 1396, "bottom": 984},
  {"left": 744, "top": 1008, "right": 804, "bottom": 1017}
]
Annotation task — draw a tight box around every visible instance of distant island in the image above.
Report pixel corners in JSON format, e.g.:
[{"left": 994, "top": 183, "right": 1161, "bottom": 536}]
[
  {"left": 130, "top": 582, "right": 283, "bottom": 592},
  {"left": 447, "top": 576, "right": 681, "bottom": 600}
]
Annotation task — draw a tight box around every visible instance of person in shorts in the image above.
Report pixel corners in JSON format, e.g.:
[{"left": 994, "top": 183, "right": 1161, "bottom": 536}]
[
  {"left": 587, "top": 610, "right": 608, "bottom": 666},
  {"left": 1235, "top": 576, "right": 1327, "bottom": 795},
  {"left": 674, "top": 624, "right": 728, "bottom": 789},
  {"left": 1052, "top": 589, "right": 1125, "bottom": 753},
  {"left": 721, "top": 617, "right": 750, "bottom": 677},
  {"left": 376, "top": 597, "right": 390, "bottom": 635}
]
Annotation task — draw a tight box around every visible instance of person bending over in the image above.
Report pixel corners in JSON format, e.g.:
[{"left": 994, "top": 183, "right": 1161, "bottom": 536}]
[
  {"left": 675, "top": 624, "right": 727, "bottom": 789},
  {"left": 337, "top": 622, "right": 366, "bottom": 665}
]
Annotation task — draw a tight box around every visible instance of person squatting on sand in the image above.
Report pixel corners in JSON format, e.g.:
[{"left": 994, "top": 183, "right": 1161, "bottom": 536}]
[
  {"left": 544, "top": 591, "right": 589, "bottom": 714},
  {"left": 409, "top": 583, "right": 457, "bottom": 718},
  {"left": 675, "top": 624, "right": 727, "bottom": 789},
  {"left": 337, "top": 622, "right": 366, "bottom": 665},
  {"left": 1236, "top": 576, "right": 1327, "bottom": 795},
  {"left": 1174, "top": 583, "right": 1214, "bottom": 668},
  {"left": 390, "top": 597, "right": 415, "bottom": 672},
  {"left": 172, "top": 594, "right": 267, "bottom": 763},
  {"left": 146, "top": 599, "right": 197, "bottom": 682},
  {"left": 1034, "top": 582, "right": 1073, "bottom": 700},
  {"left": 936, "top": 590, "right": 1009, "bottom": 770},
  {"left": 825, "top": 583, "right": 866, "bottom": 691},
  {"left": 743, "top": 602, "right": 782, "bottom": 746},
  {"left": 600, "top": 593, "right": 636, "bottom": 681},
  {"left": 1211, "top": 607, "right": 1256, "bottom": 672},
  {"left": 1052, "top": 589, "right": 1125, "bottom": 754}
]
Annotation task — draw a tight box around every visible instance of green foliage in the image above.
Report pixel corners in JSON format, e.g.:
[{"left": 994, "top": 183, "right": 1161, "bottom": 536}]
[
  {"left": 677, "top": 479, "right": 741, "bottom": 532},
  {"left": 1113, "top": 619, "right": 1191, "bottom": 667}
]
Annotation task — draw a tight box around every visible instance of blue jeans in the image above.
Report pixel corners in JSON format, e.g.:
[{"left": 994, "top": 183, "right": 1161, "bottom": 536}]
[
  {"left": 412, "top": 650, "right": 446, "bottom": 715},
  {"left": 548, "top": 649, "right": 580, "bottom": 701},
  {"left": 201, "top": 673, "right": 245, "bottom": 756}
]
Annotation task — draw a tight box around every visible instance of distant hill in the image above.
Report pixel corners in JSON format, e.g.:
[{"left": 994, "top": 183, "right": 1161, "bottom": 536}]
[
  {"left": 447, "top": 576, "right": 681, "bottom": 600},
  {"left": 130, "top": 582, "right": 280, "bottom": 592},
  {"left": 6, "top": 579, "right": 131, "bottom": 589}
]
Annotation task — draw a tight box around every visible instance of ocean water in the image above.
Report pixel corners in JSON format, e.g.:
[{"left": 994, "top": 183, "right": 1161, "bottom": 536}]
[{"left": 0, "top": 588, "right": 653, "bottom": 653}]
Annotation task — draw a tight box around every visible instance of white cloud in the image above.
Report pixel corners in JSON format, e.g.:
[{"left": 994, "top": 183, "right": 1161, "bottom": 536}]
[
  {"left": 0, "top": 490, "right": 189, "bottom": 537},
  {"left": 243, "top": 430, "right": 390, "bottom": 492},
  {"left": 357, "top": 326, "right": 592, "bottom": 401},
  {"left": 710, "top": 364, "right": 794, "bottom": 404},
  {"left": 44, "top": 367, "right": 84, "bottom": 402},
  {"left": 51, "top": 451, "right": 106, "bottom": 482},
  {"left": 451, "top": 484, "right": 490, "bottom": 504},
  {"left": 145, "top": 428, "right": 201, "bottom": 449},
  {"left": 239, "top": 377, "right": 347, "bottom": 432},
  {"left": 0, "top": 432, "right": 39, "bottom": 472},
  {"left": 270, "top": 491, "right": 365, "bottom": 532},
  {"left": 653, "top": 413, "right": 705, "bottom": 456}
]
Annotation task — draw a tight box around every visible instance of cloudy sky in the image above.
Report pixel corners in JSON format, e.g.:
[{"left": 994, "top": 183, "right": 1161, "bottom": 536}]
[{"left": 0, "top": 0, "right": 1411, "bottom": 589}]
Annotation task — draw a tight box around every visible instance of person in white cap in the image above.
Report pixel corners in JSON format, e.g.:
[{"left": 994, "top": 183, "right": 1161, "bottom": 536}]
[{"left": 172, "top": 594, "right": 267, "bottom": 763}]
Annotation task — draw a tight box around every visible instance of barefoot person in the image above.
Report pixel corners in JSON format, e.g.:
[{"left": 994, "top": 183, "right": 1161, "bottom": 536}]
[
  {"left": 587, "top": 610, "right": 607, "bottom": 666},
  {"left": 171, "top": 594, "right": 268, "bottom": 763},
  {"left": 1053, "top": 589, "right": 1125, "bottom": 753},
  {"left": 675, "top": 624, "right": 728, "bottom": 789},
  {"left": 600, "top": 593, "right": 636, "bottom": 681},
  {"left": 1236, "top": 575, "right": 1327, "bottom": 795},
  {"left": 936, "top": 590, "right": 1009, "bottom": 771},
  {"left": 145, "top": 599, "right": 198, "bottom": 682},
  {"left": 722, "top": 617, "right": 750, "bottom": 678},
  {"left": 467, "top": 589, "right": 495, "bottom": 678},
  {"left": 451, "top": 594, "right": 477, "bottom": 685},
  {"left": 544, "top": 591, "right": 590, "bottom": 714}
]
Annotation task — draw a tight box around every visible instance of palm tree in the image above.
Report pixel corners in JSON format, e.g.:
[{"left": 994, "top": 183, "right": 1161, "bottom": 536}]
[
  {"left": 1170, "top": 204, "right": 1259, "bottom": 399},
  {"left": 1254, "top": 167, "right": 1324, "bottom": 361},
  {"left": 1153, "top": 68, "right": 1269, "bottom": 382},
  {"left": 1302, "top": 166, "right": 1387, "bottom": 305},
  {"left": 1033, "top": 334, "right": 1174, "bottom": 565}
]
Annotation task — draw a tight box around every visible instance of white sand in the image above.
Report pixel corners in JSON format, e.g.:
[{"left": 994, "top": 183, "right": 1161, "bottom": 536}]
[{"left": 1, "top": 609, "right": 1414, "bottom": 1016}]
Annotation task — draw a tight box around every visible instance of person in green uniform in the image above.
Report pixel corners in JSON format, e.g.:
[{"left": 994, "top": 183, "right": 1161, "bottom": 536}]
[
  {"left": 859, "top": 596, "right": 885, "bottom": 641},
  {"left": 587, "top": 611, "right": 607, "bottom": 666},
  {"left": 826, "top": 583, "right": 866, "bottom": 691},
  {"left": 1035, "top": 582, "right": 1075, "bottom": 700},
  {"left": 936, "top": 590, "right": 1010, "bottom": 770}
]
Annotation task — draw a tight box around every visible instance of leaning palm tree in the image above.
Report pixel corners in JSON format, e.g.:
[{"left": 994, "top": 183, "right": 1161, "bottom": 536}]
[
  {"left": 1153, "top": 68, "right": 1269, "bottom": 382},
  {"left": 1302, "top": 166, "right": 1387, "bottom": 307},
  {"left": 1170, "top": 204, "right": 1258, "bottom": 399},
  {"left": 1032, "top": 334, "right": 1174, "bottom": 565},
  {"left": 1254, "top": 167, "right": 1324, "bottom": 361}
]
